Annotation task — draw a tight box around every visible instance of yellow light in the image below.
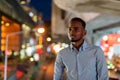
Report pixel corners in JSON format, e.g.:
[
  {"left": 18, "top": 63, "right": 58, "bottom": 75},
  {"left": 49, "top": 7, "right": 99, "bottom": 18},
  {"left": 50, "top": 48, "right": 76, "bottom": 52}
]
[
  {"left": 5, "top": 23, "right": 10, "bottom": 26},
  {"left": 46, "top": 37, "right": 52, "bottom": 42},
  {"left": 30, "top": 57, "right": 34, "bottom": 62},
  {"left": 1, "top": 21, "right": 4, "bottom": 24},
  {"left": 39, "top": 36, "right": 43, "bottom": 46},
  {"left": 20, "top": 1, "right": 26, "bottom": 4},
  {"left": 38, "top": 27, "right": 45, "bottom": 33}
]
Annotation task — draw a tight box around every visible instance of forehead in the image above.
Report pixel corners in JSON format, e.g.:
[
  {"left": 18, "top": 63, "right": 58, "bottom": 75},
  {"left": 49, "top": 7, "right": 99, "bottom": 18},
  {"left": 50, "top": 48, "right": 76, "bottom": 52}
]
[{"left": 69, "top": 21, "right": 83, "bottom": 27}]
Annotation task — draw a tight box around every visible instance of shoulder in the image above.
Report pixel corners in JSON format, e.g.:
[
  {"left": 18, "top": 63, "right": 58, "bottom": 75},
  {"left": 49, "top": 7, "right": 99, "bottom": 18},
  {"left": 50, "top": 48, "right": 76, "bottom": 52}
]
[
  {"left": 87, "top": 44, "right": 102, "bottom": 51},
  {"left": 89, "top": 44, "right": 105, "bottom": 57},
  {"left": 83, "top": 41, "right": 102, "bottom": 51},
  {"left": 86, "top": 44, "right": 104, "bottom": 55}
]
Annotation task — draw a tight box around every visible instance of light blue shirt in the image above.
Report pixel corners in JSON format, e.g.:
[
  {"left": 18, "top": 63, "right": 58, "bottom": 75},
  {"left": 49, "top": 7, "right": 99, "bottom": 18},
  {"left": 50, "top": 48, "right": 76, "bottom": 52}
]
[{"left": 54, "top": 41, "right": 109, "bottom": 80}]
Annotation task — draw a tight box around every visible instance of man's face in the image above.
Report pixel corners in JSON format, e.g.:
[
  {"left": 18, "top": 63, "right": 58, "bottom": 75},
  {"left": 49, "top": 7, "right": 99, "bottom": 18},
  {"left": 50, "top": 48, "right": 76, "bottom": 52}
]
[{"left": 68, "top": 21, "right": 86, "bottom": 42}]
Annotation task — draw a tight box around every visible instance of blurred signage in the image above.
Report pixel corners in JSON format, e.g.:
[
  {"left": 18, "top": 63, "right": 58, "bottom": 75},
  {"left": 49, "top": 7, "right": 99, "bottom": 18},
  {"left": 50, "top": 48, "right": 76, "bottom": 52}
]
[{"left": 101, "top": 33, "right": 120, "bottom": 56}]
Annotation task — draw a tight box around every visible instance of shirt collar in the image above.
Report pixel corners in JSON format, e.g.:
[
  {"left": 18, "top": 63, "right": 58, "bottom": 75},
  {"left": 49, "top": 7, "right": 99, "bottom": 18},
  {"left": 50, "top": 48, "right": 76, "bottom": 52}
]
[{"left": 69, "top": 40, "right": 88, "bottom": 52}]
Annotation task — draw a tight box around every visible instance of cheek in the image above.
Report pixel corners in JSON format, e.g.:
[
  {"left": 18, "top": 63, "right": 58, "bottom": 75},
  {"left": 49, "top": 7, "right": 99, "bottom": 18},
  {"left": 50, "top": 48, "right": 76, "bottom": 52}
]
[
  {"left": 67, "top": 33, "right": 71, "bottom": 39},
  {"left": 77, "top": 32, "right": 85, "bottom": 38}
]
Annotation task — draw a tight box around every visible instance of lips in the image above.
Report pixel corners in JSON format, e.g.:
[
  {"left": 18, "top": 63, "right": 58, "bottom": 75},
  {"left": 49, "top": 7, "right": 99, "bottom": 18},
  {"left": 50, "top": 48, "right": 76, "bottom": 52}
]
[
  {"left": 70, "top": 35, "right": 75, "bottom": 38},
  {"left": 70, "top": 36, "right": 76, "bottom": 40}
]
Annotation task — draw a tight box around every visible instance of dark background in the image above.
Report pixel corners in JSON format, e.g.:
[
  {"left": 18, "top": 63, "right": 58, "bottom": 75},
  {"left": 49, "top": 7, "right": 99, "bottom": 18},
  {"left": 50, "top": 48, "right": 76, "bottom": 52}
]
[{"left": 30, "top": 0, "right": 52, "bottom": 21}]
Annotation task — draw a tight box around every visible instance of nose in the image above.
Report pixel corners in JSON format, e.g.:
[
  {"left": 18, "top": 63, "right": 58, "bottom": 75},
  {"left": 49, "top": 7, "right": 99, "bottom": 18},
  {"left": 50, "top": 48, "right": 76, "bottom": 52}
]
[{"left": 69, "top": 28, "right": 75, "bottom": 34}]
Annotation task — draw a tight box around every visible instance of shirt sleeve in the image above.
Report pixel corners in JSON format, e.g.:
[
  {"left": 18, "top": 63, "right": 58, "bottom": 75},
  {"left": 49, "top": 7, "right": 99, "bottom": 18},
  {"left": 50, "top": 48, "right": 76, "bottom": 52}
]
[
  {"left": 96, "top": 47, "right": 109, "bottom": 80},
  {"left": 54, "top": 52, "right": 65, "bottom": 80}
]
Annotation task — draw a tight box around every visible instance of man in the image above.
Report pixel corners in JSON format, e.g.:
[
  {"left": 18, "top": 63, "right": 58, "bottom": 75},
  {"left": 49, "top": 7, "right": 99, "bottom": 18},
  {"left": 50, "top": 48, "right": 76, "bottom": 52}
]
[{"left": 54, "top": 17, "right": 109, "bottom": 80}]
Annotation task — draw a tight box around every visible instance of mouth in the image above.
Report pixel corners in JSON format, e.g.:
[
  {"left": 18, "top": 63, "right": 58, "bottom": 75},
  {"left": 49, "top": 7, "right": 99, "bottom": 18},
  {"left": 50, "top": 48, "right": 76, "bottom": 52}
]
[
  {"left": 70, "top": 34, "right": 75, "bottom": 36},
  {"left": 70, "top": 35, "right": 75, "bottom": 38}
]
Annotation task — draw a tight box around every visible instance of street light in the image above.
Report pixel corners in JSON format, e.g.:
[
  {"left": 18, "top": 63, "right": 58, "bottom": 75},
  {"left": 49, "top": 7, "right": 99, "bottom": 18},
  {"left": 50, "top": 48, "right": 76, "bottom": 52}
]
[
  {"left": 36, "top": 27, "right": 45, "bottom": 47},
  {"left": 4, "top": 31, "right": 23, "bottom": 80},
  {"left": 37, "top": 27, "right": 45, "bottom": 33},
  {"left": 46, "top": 37, "right": 52, "bottom": 42}
]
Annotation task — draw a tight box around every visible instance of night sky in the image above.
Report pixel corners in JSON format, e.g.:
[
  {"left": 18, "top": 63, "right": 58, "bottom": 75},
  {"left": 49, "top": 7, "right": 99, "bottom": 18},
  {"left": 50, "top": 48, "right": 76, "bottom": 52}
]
[{"left": 29, "top": 0, "right": 52, "bottom": 21}]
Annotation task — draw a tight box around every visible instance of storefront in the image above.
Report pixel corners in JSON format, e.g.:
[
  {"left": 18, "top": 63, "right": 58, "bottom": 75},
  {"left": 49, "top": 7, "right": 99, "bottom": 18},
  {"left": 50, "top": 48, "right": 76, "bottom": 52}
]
[
  {"left": 0, "top": 0, "right": 35, "bottom": 79},
  {"left": 0, "top": 0, "right": 35, "bottom": 57}
]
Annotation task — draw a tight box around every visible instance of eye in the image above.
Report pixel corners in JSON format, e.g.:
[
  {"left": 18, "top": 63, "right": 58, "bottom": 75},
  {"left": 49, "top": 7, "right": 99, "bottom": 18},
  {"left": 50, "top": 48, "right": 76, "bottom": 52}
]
[
  {"left": 68, "top": 27, "right": 82, "bottom": 32},
  {"left": 68, "top": 27, "right": 72, "bottom": 31},
  {"left": 69, "top": 28, "right": 71, "bottom": 31},
  {"left": 74, "top": 27, "right": 79, "bottom": 31}
]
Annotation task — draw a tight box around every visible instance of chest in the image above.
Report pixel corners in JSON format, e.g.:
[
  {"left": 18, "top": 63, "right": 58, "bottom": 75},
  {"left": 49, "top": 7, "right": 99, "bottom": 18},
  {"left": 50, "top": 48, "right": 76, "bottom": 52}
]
[{"left": 62, "top": 49, "right": 97, "bottom": 71}]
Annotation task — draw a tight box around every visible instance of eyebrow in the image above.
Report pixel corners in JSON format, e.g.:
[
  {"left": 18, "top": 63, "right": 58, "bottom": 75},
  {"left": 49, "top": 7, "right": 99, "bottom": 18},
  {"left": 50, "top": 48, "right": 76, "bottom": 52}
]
[
  {"left": 68, "top": 26, "right": 80, "bottom": 28},
  {"left": 68, "top": 26, "right": 83, "bottom": 29}
]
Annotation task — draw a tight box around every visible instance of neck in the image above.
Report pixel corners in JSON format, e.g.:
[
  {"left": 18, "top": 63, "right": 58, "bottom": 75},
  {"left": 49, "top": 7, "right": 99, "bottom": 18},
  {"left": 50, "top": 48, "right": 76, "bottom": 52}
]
[{"left": 72, "top": 39, "right": 84, "bottom": 50}]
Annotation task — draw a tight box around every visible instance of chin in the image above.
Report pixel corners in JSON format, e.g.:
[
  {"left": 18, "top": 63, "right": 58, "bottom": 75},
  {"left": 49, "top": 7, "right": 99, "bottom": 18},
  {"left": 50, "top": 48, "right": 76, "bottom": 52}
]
[{"left": 70, "top": 38, "right": 83, "bottom": 42}]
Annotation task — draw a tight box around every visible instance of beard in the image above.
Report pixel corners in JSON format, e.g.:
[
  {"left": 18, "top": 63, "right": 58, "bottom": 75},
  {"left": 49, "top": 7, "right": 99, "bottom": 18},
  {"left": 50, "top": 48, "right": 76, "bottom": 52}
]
[
  {"left": 68, "top": 33, "right": 84, "bottom": 42},
  {"left": 70, "top": 37, "right": 83, "bottom": 42}
]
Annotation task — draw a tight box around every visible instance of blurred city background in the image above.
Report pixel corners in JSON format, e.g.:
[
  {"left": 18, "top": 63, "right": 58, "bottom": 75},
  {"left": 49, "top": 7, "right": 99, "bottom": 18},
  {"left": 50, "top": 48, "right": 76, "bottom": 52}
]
[{"left": 0, "top": 0, "right": 120, "bottom": 80}]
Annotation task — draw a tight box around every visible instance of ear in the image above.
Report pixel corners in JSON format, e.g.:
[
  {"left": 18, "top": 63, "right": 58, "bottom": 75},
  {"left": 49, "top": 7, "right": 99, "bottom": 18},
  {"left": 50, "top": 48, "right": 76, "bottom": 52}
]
[{"left": 83, "top": 30, "right": 87, "bottom": 36}]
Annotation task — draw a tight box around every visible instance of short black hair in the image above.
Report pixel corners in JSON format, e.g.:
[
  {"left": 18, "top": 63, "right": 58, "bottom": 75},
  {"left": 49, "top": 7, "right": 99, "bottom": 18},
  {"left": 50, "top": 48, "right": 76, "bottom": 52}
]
[{"left": 70, "top": 17, "right": 86, "bottom": 28}]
